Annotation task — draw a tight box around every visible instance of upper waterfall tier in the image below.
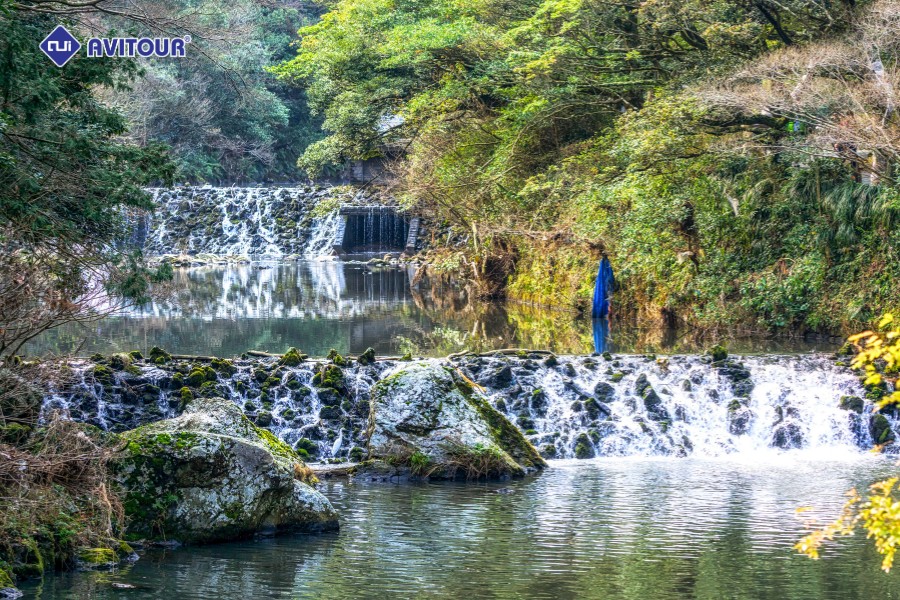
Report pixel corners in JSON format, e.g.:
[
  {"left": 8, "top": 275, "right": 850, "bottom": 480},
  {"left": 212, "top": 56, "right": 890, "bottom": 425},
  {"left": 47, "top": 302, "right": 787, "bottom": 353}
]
[{"left": 144, "top": 186, "right": 371, "bottom": 257}]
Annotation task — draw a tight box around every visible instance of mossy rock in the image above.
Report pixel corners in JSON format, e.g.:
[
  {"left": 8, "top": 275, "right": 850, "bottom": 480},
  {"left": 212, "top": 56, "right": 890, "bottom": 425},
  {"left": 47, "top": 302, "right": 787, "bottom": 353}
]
[
  {"left": 326, "top": 349, "right": 347, "bottom": 366},
  {"left": 707, "top": 345, "right": 728, "bottom": 362},
  {"left": 186, "top": 369, "right": 207, "bottom": 387},
  {"left": 296, "top": 438, "right": 318, "bottom": 456},
  {"left": 319, "top": 405, "right": 342, "bottom": 421},
  {"left": 255, "top": 410, "right": 273, "bottom": 427},
  {"left": 210, "top": 358, "right": 237, "bottom": 376},
  {"left": 0, "top": 565, "right": 15, "bottom": 591},
  {"left": 149, "top": 346, "right": 171, "bottom": 364},
  {"left": 75, "top": 548, "right": 119, "bottom": 570},
  {"left": 357, "top": 347, "right": 376, "bottom": 366},
  {"left": 113, "top": 396, "right": 338, "bottom": 544},
  {"left": 574, "top": 433, "right": 595, "bottom": 459},
  {"left": 367, "top": 363, "right": 545, "bottom": 480},
  {"left": 108, "top": 353, "right": 133, "bottom": 371},
  {"left": 312, "top": 365, "right": 344, "bottom": 390},
  {"left": 90, "top": 364, "right": 115, "bottom": 384},
  {"left": 870, "top": 413, "right": 896, "bottom": 445},
  {"left": 279, "top": 348, "right": 306, "bottom": 367},
  {"left": 540, "top": 444, "right": 557, "bottom": 458},
  {"left": 838, "top": 395, "right": 864, "bottom": 414}
]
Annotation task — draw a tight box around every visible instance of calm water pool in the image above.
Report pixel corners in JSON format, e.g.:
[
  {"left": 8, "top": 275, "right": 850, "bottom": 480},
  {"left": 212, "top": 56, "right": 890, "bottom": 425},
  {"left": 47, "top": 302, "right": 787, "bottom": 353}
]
[
  {"left": 27, "top": 261, "right": 837, "bottom": 358},
  {"left": 22, "top": 458, "right": 900, "bottom": 599}
]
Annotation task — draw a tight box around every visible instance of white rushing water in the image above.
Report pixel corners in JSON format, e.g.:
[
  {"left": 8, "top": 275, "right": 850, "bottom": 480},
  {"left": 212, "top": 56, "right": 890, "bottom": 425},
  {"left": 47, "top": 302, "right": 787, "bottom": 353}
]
[
  {"left": 42, "top": 352, "right": 893, "bottom": 461},
  {"left": 144, "top": 186, "right": 343, "bottom": 257},
  {"left": 462, "top": 353, "right": 877, "bottom": 460},
  {"left": 142, "top": 185, "right": 406, "bottom": 258}
]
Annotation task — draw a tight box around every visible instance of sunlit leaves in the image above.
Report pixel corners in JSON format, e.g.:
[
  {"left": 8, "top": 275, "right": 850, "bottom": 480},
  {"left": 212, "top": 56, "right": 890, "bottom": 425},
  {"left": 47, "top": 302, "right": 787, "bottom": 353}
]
[{"left": 798, "top": 316, "right": 900, "bottom": 570}]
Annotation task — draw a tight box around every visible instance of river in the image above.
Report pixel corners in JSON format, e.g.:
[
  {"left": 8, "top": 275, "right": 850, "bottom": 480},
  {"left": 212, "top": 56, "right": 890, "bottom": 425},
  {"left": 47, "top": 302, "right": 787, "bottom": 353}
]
[
  {"left": 21, "top": 244, "right": 893, "bottom": 598},
  {"left": 21, "top": 458, "right": 900, "bottom": 599}
]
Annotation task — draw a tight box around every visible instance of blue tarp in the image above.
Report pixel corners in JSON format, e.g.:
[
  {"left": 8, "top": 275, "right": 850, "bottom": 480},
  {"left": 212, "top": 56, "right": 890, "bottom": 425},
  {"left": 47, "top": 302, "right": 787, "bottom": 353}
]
[
  {"left": 592, "top": 256, "right": 615, "bottom": 318},
  {"left": 592, "top": 318, "right": 610, "bottom": 354}
]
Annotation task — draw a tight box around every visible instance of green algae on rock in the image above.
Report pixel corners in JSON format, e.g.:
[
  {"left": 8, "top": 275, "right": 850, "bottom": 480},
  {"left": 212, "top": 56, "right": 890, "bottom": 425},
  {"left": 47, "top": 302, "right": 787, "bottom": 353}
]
[
  {"left": 113, "top": 396, "right": 338, "bottom": 544},
  {"left": 366, "top": 363, "right": 545, "bottom": 480}
]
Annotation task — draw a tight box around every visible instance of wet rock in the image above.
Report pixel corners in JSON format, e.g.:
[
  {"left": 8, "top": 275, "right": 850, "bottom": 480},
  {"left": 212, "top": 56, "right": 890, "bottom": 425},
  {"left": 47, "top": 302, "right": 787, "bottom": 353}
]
[
  {"left": 593, "top": 381, "right": 616, "bottom": 403},
  {"left": 838, "top": 395, "right": 864, "bottom": 414},
  {"left": 635, "top": 373, "right": 666, "bottom": 421},
  {"left": 584, "top": 398, "right": 610, "bottom": 420},
  {"left": 367, "top": 363, "right": 545, "bottom": 479},
  {"left": 318, "top": 405, "right": 342, "bottom": 421},
  {"left": 479, "top": 364, "right": 513, "bottom": 388},
  {"left": 114, "top": 396, "right": 338, "bottom": 544},
  {"left": 870, "top": 413, "right": 896, "bottom": 445},
  {"left": 255, "top": 410, "right": 273, "bottom": 427},
  {"left": 772, "top": 421, "right": 804, "bottom": 449},
  {"left": 357, "top": 347, "right": 376, "bottom": 366},
  {"left": 727, "top": 400, "right": 753, "bottom": 436},
  {"left": 573, "top": 433, "right": 595, "bottom": 459},
  {"left": 707, "top": 345, "right": 728, "bottom": 362}
]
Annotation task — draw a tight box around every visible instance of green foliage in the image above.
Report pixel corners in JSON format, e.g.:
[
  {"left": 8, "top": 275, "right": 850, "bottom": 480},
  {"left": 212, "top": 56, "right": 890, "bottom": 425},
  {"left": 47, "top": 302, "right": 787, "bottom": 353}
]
[
  {"left": 109, "top": 2, "right": 323, "bottom": 182},
  {"left": 277, "top": 0, "right": 900, "bottom": 331},
  {"left": 409, "top": 451, "right": 432, "bottom": 477}
]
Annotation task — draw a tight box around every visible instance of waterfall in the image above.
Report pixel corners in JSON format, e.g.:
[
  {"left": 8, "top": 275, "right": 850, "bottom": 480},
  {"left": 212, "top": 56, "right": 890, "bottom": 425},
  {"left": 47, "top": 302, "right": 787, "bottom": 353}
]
[
  {"left": 304, "top": 209, "right": 341, "bottom": 258},
  {"left": 463, "top": 353, "right": 875, "bottom": 459},
  {"left": 41, "top": 352, "right": 893, "bottom": 462},
  {"left": 144, "top": 186, "right": 347, "bottom": 258}
]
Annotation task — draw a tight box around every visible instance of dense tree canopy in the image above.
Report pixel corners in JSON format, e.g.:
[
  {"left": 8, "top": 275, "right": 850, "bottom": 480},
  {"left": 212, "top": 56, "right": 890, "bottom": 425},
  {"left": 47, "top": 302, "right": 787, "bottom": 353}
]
[{"left": 276, "top": 0, "right": 900, "bottom": 330}]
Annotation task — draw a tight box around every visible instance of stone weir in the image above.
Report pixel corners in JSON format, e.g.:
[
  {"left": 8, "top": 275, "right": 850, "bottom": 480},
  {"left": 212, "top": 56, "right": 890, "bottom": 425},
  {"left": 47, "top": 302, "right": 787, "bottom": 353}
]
[
  {"left": 41, "top": 348, "right": 895, "bottom": 462},
  {"left": 331, "top": 205, "right": 420, "bottom": 255},
  {"left": 138, "top": 186, "right": 420, "bottom": 258}
]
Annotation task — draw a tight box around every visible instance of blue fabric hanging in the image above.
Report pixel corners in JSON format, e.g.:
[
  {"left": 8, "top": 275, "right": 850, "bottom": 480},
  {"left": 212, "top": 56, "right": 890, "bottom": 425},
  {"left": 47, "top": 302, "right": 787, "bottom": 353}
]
[
  {"left": 592, "top": 317, "right": 610, "bottom": 354},
  {"left": 592, "top": 256, "right": 615, "bottom": 318}
]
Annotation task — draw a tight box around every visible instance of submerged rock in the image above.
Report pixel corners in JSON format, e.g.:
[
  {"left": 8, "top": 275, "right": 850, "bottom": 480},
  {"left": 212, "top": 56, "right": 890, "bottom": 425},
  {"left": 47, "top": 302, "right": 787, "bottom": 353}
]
[
  {"left": 114, "top": 396, "right": 338, "bottom": 544},
  {"left": 366, "top": 363, "right": 546, "bottom": 480}
]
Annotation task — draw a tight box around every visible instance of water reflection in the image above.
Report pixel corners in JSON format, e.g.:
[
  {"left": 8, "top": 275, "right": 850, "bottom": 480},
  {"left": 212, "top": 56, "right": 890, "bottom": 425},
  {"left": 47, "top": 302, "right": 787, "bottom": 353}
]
[
  {"left": 27, "top": 261, "right": 840, "bottom": 358},
  {"left": 22, "top": 459, "right": 900, "bottom": 599}
]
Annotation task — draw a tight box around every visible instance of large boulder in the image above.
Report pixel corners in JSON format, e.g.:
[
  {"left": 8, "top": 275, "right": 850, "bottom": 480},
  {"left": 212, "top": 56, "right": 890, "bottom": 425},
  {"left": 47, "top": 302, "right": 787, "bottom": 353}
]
[
  {"left": 114, "top": 397, "right": 338, "bottom": 544},
  {"left": 366, "top": 363, "right": 546, "bottom": 480}
]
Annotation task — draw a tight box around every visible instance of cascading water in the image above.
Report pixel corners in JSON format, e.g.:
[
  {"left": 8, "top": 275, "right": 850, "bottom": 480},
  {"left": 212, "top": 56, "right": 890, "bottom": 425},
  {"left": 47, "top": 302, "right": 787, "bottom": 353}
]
[
  {"left": 145, "top": 186, "right": 347, "bottom": 257},
  {"left": 41, "top": 352, "right": 894, "bottom": 462},
  {"left": 304, "top": 209, "right": 341, "bottom": 258},
  {"left": 459, "top": 353, "right": 876, "bottom": 459}
]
